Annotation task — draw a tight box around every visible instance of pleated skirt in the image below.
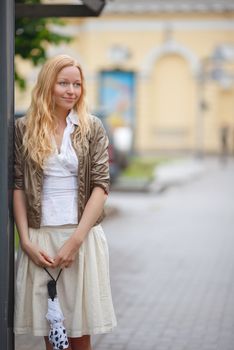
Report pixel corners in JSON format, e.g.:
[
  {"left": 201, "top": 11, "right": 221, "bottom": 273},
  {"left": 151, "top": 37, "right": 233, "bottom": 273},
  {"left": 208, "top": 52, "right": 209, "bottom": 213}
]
[{"left": 14, "top": 224, "right": 117, "bottom": 337}]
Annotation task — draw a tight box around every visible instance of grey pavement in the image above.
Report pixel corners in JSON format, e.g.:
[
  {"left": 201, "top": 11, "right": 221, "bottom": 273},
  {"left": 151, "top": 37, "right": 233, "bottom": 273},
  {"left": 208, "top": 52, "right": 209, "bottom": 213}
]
[{"left": 15, "top": 157, "right": 234, "bottom": 350}]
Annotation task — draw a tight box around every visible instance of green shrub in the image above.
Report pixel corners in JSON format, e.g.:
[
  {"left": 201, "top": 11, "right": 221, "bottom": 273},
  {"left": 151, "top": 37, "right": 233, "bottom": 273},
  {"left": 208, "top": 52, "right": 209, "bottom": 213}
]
[{"left": 121, "top": 156, "right": 169, "bottom": 180}]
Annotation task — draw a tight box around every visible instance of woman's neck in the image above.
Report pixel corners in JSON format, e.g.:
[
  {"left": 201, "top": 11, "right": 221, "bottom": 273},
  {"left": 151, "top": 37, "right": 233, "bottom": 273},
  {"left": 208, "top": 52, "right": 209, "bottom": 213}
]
[{"left": 54, "top": 107, "right": 70, "bottom": 127}]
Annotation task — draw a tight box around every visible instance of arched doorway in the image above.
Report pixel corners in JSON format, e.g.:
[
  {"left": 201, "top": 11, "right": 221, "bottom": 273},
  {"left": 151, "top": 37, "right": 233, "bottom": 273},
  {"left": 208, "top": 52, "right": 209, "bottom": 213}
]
[
  {"left": 151, "top": 53, "right": 196, "bottom": 151},
  {"left": 138, "top": 40, "right": 200, "bottom": 153}
]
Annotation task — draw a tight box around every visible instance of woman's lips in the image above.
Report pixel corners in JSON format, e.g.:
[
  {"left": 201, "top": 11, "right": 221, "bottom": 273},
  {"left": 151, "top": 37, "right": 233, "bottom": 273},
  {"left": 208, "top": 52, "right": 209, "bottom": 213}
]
[{"left": 63, "top": 97, "right": 76, "bottom": 102}]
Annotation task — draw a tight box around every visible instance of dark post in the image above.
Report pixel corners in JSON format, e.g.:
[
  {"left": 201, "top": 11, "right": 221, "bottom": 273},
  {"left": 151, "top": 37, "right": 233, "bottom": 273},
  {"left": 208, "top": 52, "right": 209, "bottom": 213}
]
[{"left": 0, "top": 0, "right": 15, "bottom": 349}]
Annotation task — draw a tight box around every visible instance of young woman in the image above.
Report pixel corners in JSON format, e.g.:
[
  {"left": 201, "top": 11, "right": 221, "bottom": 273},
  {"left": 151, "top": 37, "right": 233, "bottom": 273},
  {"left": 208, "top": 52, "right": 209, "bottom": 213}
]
[{"left": 14, "top": 54, "right": 117, "bottom": 350}]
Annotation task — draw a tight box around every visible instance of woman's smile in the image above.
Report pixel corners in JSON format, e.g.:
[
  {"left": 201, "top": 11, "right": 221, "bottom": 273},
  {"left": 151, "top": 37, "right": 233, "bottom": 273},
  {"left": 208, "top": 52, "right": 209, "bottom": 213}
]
[{"left": 63, "top": 97, "right": 76, "bottom": 101}]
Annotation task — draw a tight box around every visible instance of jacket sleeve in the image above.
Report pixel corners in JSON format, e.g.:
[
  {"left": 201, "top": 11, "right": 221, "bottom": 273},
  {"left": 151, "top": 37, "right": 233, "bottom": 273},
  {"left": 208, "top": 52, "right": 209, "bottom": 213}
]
[
  {"left": 90, "top": 116, "right": 110, "bottom": 195},
  {"left": 14, "top": 118, "right": 25, "bottom": 190}
]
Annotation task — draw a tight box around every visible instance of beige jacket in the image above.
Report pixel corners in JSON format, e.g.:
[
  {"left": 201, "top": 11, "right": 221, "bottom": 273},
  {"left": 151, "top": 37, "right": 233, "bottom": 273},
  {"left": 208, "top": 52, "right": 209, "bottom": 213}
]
[{"left": 14, "top": 115, "right": 110, "bottom": 228}]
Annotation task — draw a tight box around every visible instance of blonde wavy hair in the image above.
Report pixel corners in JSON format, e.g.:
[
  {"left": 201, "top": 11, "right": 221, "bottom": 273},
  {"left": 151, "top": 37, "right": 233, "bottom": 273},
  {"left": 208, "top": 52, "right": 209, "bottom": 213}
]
[{"left": 23, "top": 54, "right": 91, "bottom": 168}]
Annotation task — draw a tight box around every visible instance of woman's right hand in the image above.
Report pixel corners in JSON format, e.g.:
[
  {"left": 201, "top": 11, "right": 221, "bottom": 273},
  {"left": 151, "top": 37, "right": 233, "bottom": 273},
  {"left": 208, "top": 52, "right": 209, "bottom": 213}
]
[
  {"left": 22, "top": 241, "right": 54, "bottom": 268},
  {"left": 13, "top": 190, "right": 54, "bottom": 268}
]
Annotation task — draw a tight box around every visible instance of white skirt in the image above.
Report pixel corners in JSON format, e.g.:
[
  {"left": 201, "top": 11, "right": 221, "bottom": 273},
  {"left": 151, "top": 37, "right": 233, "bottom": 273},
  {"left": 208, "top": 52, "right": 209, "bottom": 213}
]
[{"left": 14, "top": 224, "right": 117, "bottom": 337}]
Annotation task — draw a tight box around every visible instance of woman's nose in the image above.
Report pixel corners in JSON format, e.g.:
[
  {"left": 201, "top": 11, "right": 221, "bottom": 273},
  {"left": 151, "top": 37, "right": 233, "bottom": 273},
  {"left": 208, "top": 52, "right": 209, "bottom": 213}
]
[{"left": 67, "top": 83, "right": 74, "bottom": 93}]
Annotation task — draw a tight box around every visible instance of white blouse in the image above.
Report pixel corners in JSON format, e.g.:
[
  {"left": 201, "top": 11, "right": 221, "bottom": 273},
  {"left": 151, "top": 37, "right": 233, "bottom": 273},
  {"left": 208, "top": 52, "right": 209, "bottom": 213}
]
[{"left": 41, "top": 110, "right": 79, "bottom": 226}]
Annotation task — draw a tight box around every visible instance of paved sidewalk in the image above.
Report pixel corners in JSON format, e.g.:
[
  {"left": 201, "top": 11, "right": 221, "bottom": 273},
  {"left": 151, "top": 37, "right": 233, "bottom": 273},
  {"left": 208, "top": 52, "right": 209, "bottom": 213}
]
[{"left": 93, "top": 158, "right": 234, "bottom": 350}]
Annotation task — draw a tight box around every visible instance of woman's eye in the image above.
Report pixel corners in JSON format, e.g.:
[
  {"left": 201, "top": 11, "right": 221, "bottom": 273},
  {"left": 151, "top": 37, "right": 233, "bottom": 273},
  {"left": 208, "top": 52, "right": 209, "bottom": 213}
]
[
  {"left": 74, "top": 83, "right": 81, "bottom": 88},
  {"left": 58, "top": 82, "right": 68, "bottom": 86},
  {"left": 58, "top": 82, "right": 81, "bottom": 88}
]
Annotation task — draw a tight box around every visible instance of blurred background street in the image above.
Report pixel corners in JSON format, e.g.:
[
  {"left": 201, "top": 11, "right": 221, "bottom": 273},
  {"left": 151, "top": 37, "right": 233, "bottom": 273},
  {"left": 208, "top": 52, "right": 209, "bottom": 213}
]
[
  {"left": 13, "top": 1, "right": 234, "bottom": 349},
  {"left": 16, "top": 156, "right": 234, "bottom": 350}
]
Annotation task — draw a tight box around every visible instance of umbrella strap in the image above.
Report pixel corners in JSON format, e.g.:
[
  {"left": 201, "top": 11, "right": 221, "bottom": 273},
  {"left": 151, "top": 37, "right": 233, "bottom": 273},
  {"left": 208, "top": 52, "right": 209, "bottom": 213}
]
[{"left": 44, "top": 268, "right": 63, "bottom": 283}]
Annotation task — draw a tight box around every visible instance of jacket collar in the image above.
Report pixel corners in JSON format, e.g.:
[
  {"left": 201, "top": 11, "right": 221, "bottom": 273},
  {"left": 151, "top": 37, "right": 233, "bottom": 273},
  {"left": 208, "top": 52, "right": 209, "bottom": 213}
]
[{"left": 67, "top": 109, "right": 79, "bottom": 126}]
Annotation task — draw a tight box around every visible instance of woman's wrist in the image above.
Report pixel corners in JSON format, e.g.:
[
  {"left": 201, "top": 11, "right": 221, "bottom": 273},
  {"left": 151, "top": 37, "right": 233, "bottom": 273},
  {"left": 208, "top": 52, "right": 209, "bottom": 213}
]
[
  {"left": 72, "top": 230, "right": 85, "bottom": 247},
  {"left": 20, "top": 238, "right": 31, "bottom": 252}
]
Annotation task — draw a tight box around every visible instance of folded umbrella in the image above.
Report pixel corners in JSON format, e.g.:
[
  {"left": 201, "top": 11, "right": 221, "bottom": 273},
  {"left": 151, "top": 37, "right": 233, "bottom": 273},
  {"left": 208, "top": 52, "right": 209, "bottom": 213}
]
[{"left": 44, "top": 269, "right": 69, "bottom": 350}]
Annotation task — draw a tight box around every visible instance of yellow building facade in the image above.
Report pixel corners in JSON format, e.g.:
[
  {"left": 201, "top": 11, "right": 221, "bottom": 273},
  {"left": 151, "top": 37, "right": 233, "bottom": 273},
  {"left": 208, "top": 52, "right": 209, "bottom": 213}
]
[{"left": 16, "top": 0, "right": 234, "bottom": 155}]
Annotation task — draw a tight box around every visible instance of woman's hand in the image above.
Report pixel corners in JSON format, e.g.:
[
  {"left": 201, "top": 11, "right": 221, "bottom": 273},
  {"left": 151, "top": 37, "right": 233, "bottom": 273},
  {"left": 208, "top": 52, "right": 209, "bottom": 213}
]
[
  {"left": 22, "top": 241, "right": 54, "bottom": 268},
  {"left": 52, "top": 235, "right": 83, "bottom": 269}
]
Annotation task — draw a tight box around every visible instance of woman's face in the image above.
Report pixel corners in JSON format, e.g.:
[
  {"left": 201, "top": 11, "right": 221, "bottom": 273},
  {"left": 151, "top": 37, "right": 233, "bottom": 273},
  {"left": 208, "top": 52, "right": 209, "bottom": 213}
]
[{"left": 53, "top": 66, "right": 82, "bottom": 114}]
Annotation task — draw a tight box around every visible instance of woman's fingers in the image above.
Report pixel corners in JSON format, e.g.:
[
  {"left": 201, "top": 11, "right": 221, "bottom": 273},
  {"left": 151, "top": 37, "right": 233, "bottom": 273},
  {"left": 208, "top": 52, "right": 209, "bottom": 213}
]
[
  {"left": 24, "top": 242, "right": 54, "bottom": 268},
  {"left": 52, "top": 237, "right": 79, "bottom": 268},
  {"left": 39, "top": 256, "right": 53, "bottom": 268},
  {"left": 38, "top": 251, "right": 54, "bottom": 268},
  {"left": 52, "top": 254, "right": 75, "bottom": 269},
  {"left": 52, "top": 255, "right": 66, "bottom": 268},
  {"left": 40, "top": 251, "right": 54, "bottom": 264}
]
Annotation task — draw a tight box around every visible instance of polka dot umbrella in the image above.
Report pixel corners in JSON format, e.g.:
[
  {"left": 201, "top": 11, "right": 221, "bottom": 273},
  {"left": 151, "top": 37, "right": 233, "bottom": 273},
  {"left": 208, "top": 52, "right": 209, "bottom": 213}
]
[{"left": 45, "top": 269, "right": 69, "bottom": 350}]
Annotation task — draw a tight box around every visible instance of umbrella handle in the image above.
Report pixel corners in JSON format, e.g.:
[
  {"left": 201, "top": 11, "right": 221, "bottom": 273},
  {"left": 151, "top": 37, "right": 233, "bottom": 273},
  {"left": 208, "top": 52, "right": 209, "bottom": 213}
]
[
  {"left": 47, "top": 280, "right": 57, "bottom": 301},
  {"left": 44, "top": 268, "right": 63, "bottom": 300}
]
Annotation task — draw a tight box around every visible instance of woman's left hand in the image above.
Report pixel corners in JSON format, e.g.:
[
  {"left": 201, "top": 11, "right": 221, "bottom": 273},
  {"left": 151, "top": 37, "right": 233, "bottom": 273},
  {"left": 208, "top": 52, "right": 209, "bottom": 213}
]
[{"left": 52, "top": 235, "right": 83, "bottom": 269}]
